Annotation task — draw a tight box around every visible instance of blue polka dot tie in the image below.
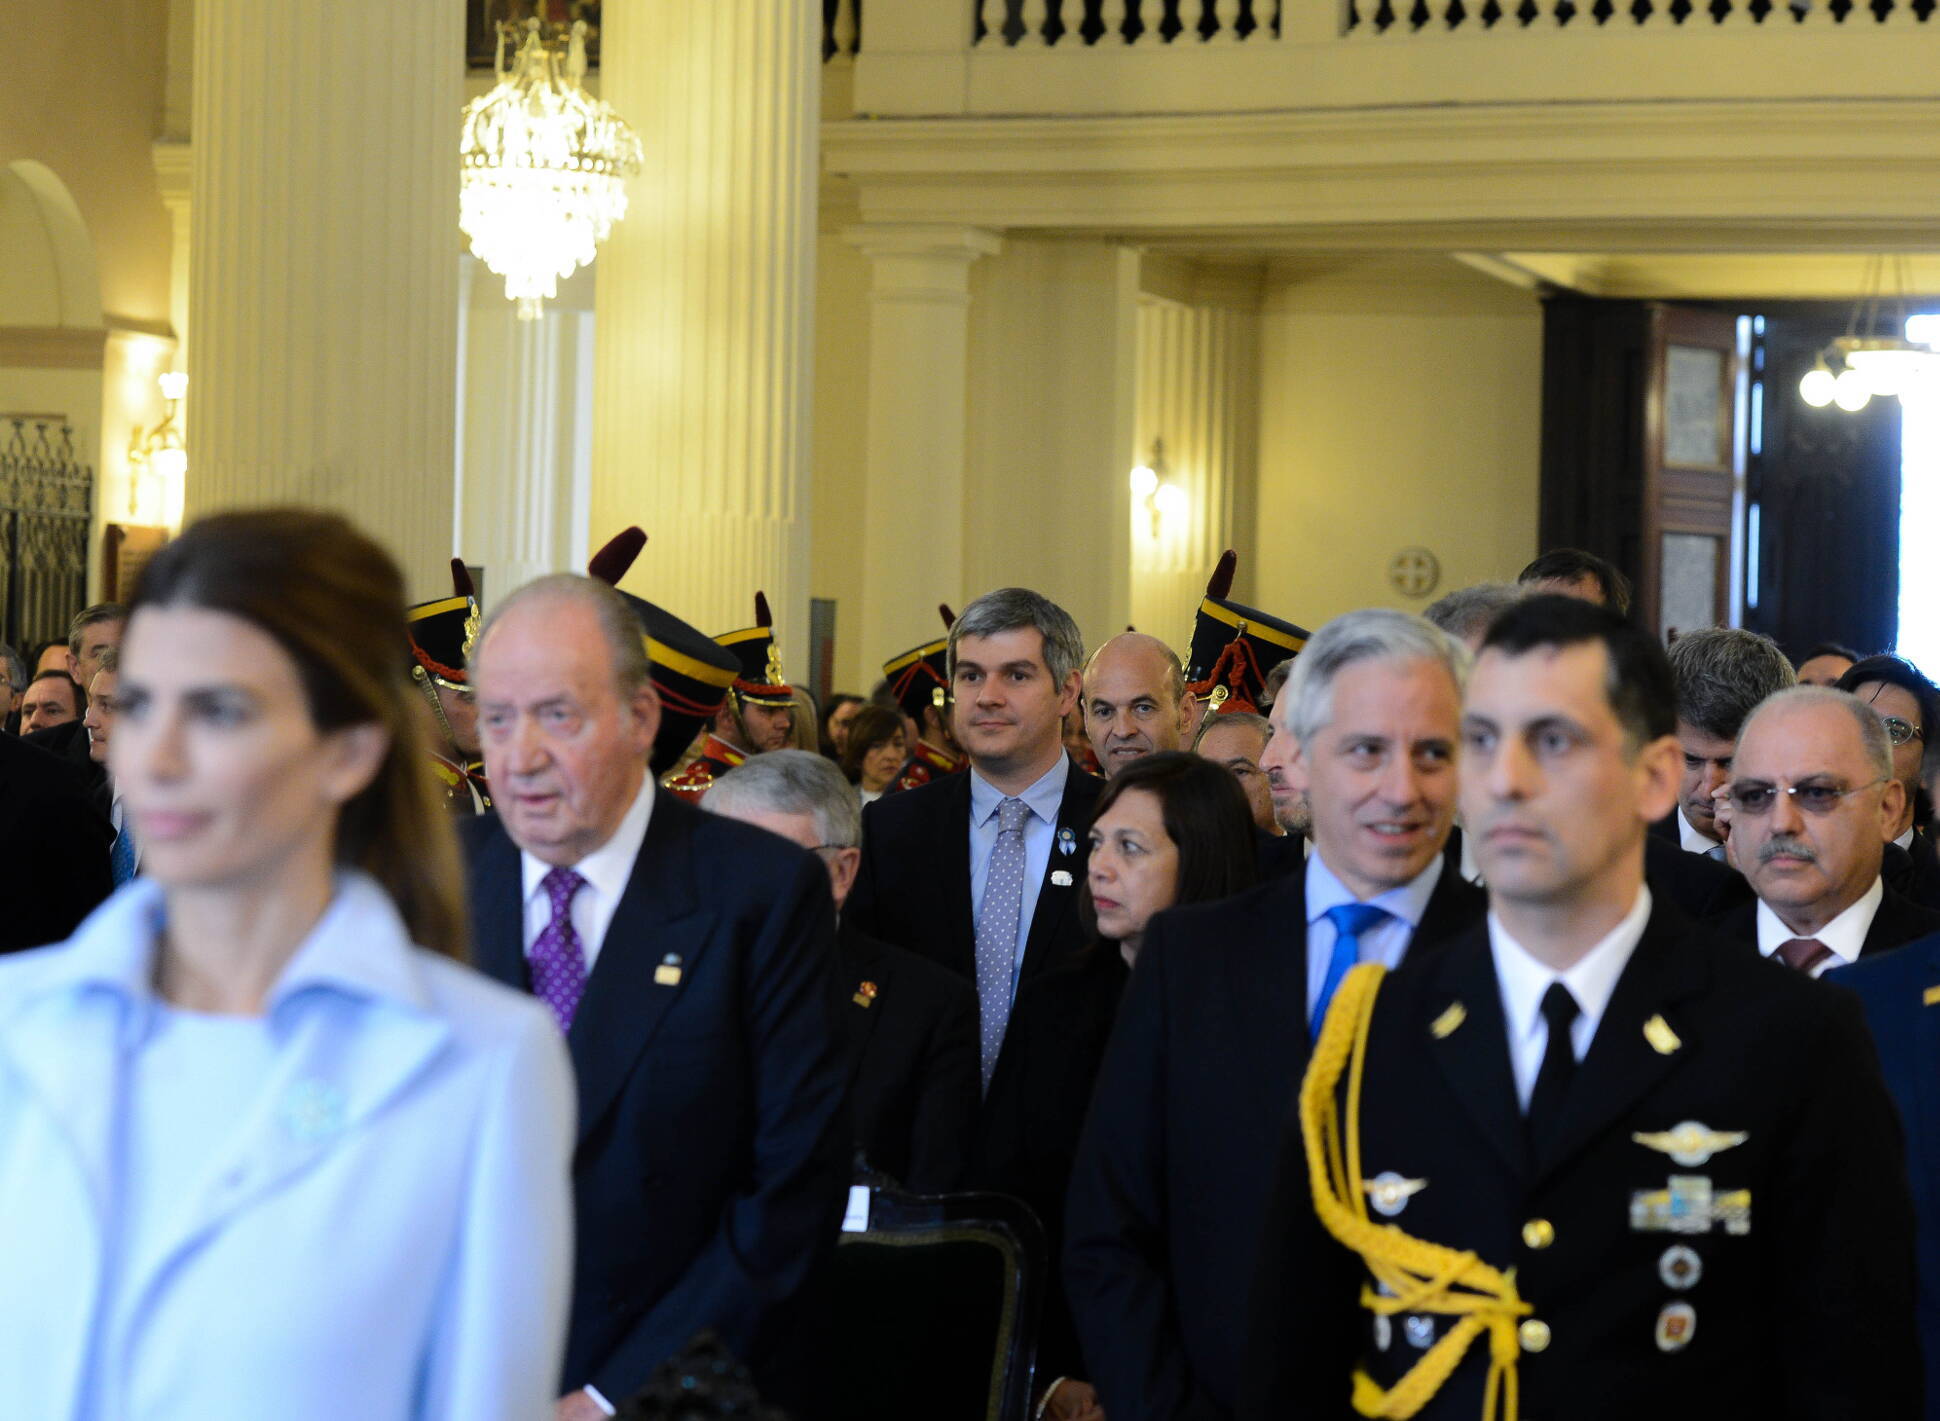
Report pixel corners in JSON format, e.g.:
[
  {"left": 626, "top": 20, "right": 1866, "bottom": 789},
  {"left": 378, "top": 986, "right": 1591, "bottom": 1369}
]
[
  {"left": 110, "top": 820, "right": 138, "bottom": 888},
  {"left": 974, "top": 797, "right": 1032, "bottom": 1091},
  {"left": 532, "top": 866, "right": 589, "bottom": 1033},
  {"left": 1312, "top": 901, "right": 1391, "bottom": 1039}
]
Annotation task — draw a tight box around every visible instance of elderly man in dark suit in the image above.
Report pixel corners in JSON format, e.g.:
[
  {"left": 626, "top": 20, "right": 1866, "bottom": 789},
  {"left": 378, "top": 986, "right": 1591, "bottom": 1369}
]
[
  {"left": 1243, "top": 597, "right": 1917, "bottom": 1419},
  {"left": 1708, "top": 685, "right": 1940, "bottom": 972},
  {"left": 702, "top": 748, "right": 979, "bottom": 1193},
  {"left": 1064, "top": 608, "right": 1485, "bottom": 1421},
  {"left": 463, "top": 575, "right": 848, "bottom": 1421},
  {"left": 846, "top": 586, "right": 1102, "bottom": 1092}
]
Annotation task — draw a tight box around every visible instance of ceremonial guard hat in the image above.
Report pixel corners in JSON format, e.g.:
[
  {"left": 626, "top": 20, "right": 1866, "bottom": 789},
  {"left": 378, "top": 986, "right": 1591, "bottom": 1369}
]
[
  {"left": 587, "top": 528, "right": 741, "bottom": 777},
  {"left": 715, "top": 595, "right": 796, "bottom": 710},
  {"left": 1182, "top": 549, "right": 1310, "bottom": 715},
  {"left": 881, "top": 603, "right": 957, "bottom": 721},
  {"left": 406, "top": 559, "right": 480, "bottom": 694}
]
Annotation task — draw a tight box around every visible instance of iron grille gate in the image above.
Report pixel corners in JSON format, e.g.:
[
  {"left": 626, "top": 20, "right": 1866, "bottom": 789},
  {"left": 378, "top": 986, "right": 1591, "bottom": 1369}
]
[{"left": 0, "top": 418, "right": 92, "bottom": 653}]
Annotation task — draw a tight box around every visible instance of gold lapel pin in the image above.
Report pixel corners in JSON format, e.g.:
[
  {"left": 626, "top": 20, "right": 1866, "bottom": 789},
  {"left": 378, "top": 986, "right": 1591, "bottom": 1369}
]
[
  {"left": 1430, "top": 1002, "right": 1466, "bottom": 1039},
  {"left": 654, "top": 953, "right": 683, "bottom": 987},
  {"left": 852, "top": 981, "right": 879, "bottom": 1009},
  {"left": 1643, "top": 1014, "right": 1681, "bottom": 1055},
  {"left": 1922, "top": 985, "right": 1940, "bottom": 1007}
]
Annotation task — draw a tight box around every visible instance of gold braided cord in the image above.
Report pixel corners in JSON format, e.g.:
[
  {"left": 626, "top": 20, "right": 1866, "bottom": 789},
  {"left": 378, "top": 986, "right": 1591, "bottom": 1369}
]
[{"left": 1298, "top": 963, "right": 1531, "bottom": 1421}]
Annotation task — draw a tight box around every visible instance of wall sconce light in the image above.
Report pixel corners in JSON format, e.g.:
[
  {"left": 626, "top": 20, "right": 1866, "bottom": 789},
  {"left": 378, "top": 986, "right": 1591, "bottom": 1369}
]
[
  {"left": 1129, "top": 438, "right": 1187, "bottom": 538},
  {"left": 127, "top": 371, "right": 187, "bottom": 525}
]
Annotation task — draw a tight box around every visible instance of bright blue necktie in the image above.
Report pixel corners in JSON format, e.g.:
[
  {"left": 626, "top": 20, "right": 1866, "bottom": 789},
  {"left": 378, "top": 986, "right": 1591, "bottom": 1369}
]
[{"left": 1311, "top": 901, "right": 1391, "bottom": 1038}]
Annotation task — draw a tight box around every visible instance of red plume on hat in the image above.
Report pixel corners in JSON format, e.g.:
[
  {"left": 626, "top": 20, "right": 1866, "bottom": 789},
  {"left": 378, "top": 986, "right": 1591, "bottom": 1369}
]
[
  {"left": 450, "top": 558, "right": 476, "bottom": 600},
  {"left": 1205, "top": 548, "right": 1237, "bottom": 600},
  {"left": 755, "top": 592, "right": 773, "bottom": 628},
  {"left": 588, "top": 527, "right": 648, "bottom": 586},
  {"left": 939, "top": 604, "right": 956, "bottom": 630}
]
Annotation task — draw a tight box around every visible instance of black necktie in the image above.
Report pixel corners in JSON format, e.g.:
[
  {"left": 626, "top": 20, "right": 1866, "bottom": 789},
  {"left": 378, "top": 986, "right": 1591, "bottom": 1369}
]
[{"left": 1525, "top": 982, "right": 1581, "bottom": 1159}]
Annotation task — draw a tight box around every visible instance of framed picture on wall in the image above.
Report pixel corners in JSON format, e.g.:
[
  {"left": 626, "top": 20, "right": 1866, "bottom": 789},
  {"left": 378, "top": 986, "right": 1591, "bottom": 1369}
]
[{"left": 467, "top": 0, "right": 602, "bottom": 71}]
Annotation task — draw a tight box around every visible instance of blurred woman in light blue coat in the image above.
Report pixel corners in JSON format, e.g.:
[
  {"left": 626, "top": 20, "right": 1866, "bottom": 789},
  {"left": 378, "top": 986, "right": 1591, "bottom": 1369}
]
[{"left": 0, "top": 509, "right": 575, "bottom": 1421}]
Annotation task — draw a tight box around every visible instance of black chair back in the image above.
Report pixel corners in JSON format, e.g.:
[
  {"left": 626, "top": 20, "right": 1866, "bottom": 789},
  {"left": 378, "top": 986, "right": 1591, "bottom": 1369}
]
[{"left": 825, "top": 1188, "right": 1046, "bottom": 1421}]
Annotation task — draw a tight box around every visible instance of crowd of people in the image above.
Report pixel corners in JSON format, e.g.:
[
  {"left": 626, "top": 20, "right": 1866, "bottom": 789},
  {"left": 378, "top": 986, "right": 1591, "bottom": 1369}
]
[{"left": 0, "top": 516, "right": 1935, "bottom": 1420}]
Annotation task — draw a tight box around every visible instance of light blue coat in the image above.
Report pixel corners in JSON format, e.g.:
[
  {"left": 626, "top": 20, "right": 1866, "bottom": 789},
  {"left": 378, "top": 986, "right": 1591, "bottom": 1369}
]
[{"left": 0, "top": 872, "right": 576, "bottom": 1421}]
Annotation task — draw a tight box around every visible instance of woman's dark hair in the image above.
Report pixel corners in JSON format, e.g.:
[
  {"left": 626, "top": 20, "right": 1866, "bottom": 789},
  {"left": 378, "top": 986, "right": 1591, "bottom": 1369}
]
[
  {"left": 819, "top": 693, "right": 862, "bottom": 748},
  {"left": 839, "top": 702, "right": 906, "bottom": 784},
  {"left": 1081, "top": 750, "right": 1258, "bottom": 941},
  {"left": 129, "top": 508, "right": 466, "bottom": 960}
]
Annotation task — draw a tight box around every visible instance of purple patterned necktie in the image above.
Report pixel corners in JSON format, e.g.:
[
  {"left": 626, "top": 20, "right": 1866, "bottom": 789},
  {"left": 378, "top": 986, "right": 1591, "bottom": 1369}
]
[{"left": 532, "top": 866, "right": 589, "bottom": 1032}]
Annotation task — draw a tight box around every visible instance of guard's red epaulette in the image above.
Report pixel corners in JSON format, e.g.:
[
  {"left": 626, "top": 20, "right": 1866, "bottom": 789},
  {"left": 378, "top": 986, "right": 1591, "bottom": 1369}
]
[{"left": 886, "top": 759, "right": 934, "bottom": 796}]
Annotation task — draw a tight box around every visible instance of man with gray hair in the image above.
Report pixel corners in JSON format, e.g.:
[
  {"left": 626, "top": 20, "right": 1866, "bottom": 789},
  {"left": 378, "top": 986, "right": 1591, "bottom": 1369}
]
[
  {"left": 1656, "top": 626, "right": 1795, "bottom": 859},
  {"left": 1423, "top": 581, "right": 1523, "bottom": 653},
  {"left": 704, "top": 751, "right": 979, "bottom": 1192},
  {"left": 1065, "top": 608, "right": 1484, "bottom": 1421},
  {"left": 461, "top": 573, "right": 848, "bottom": 1418},
  {"left": 1709, "top": 685, "right": 1940, "bottom": 972},
  {"left": 848, "top": 586, "right": 1102, "bottom": 1091}
]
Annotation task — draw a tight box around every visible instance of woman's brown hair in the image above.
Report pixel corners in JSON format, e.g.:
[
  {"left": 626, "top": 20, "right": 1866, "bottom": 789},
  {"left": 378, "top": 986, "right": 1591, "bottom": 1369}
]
[
  {"left": 839, "top": 703, "right": 906, "bottom": 784},
  {"left": 130, "top": 508, "right": 468, "bottom": 960}
]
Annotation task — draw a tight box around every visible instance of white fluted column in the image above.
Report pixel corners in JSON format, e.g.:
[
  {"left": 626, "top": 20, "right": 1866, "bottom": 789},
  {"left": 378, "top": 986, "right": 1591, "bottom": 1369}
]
[
  {"left": 456, "top": 257, "right": 594, "bottom": 601},
  {"left": 186, "top": 0, "right": 461, "bottom": 590},
  {"left": 844, "top": 224, "right": 1000, "bottom": 679},
  {"left": 591, "top": 2, "right": 819, "bottom": 656}
]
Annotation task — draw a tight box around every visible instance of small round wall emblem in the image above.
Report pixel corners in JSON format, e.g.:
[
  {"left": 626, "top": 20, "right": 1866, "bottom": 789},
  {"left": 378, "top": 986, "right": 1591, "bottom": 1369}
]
[{"left": 1388, "top": 547, "right": 1441, "bottom": 599}]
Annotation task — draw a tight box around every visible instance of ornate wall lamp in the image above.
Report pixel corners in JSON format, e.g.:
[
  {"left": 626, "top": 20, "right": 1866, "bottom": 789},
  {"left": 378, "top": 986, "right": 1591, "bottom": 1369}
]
[
  {"left": 126, "top": 371, "right": 187, "bottom": 525},
  {"left": 1129, "top": 438, "right": 1188, "bottom": 538}
]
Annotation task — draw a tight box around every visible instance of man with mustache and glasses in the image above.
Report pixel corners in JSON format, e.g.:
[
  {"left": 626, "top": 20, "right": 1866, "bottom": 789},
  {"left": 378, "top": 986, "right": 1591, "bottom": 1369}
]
[
  {"left": 1708, "top": 685, "right": 1940, "bottom": 973},
  {"left": 1066, "top": 609, "right": 1482, "bottom": 1421},
  {"left": 1243, "top": 597, "right": 1917, "bottom": 1420}
]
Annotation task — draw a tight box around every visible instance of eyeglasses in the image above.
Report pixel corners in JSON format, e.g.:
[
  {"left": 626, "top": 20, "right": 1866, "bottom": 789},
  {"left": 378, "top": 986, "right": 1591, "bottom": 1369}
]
[
  {"left": 1880, "top": 715, "right": 1925, "bottom": 747},
  {"left": 1725, "top": 777, "right": 1886, "bottom": 817}
]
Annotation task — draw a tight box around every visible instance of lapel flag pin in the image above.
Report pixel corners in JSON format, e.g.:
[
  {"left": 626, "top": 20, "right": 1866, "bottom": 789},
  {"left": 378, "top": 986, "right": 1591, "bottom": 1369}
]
[
  {"left": 1643, "top": 1014, "right": 1681, "bottom": 1055},
  {"left": 1057, "top": 827, "right": 1077, "bottom": 856},
  {"left": 1429, "top": 1002, "right": 1466, "bottom": 1039},
  {"left": 1923, "top": 984, "right": 1940, "bottom": 1007},
  {"left": 852, "top": 981, "right": 879, "bottom": 1009},
  {"left": 654, "top": 953, "right": 683, "bottom": 987}
]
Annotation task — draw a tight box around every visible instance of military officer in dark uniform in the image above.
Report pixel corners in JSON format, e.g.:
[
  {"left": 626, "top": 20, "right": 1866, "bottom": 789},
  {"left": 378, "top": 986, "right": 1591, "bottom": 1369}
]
[
  {"left": 1243, "top": 595, "right": 1920, "bottom": 1419},
  {"left": 1182, "top": 549, "right": 1310, "bottom": 717},
  {"left": 584, "top": 527, "right": 740, "bottom": 783},
  {"left": 881, "top": 610, "right": 966, "bottom": 795},
  {"left": 406, "top": 559, "right": 490, "bottom": 816},
  {"left": 663, "top": 593, "right": 797, "bottom": 804}
]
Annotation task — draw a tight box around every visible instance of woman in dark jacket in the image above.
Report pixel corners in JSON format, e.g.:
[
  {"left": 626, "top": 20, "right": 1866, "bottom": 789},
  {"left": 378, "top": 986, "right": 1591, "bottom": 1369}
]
[{"left": 975, "top": 751, "right": 1259, "bottom": 1419}]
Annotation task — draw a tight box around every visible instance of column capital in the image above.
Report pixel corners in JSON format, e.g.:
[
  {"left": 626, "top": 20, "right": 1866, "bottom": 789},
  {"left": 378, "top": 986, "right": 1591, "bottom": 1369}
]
[{"left": 844, "top": 224, "right": 1002, "bottom": 302}]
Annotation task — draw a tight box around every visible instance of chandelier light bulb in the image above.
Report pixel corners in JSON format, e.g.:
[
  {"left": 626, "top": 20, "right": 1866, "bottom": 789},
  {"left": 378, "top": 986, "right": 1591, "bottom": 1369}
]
[
  {"left": 1153, "top": 482, "right": 1189, "bottom": 520},
  {"left": 1833, "top": 368, "right": 1873, "bottom": 412},
  {"left": 1799, "top": 364, "right": 1836, "bottom": 408},
  {"left": 158, "top": 371, "right": 188, "bottom": 402},
  {"left": 459, "top": 20, "right": 643, "bottom": 320},
  {"left": 1129, "top": 464, "right": 1158, "bottom": 498}
]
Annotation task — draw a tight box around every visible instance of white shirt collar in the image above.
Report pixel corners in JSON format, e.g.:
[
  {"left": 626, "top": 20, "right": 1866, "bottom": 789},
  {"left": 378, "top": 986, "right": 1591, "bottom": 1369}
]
[
  {"left": 1677, "top": 807, "right": 1721, "bottom": 856},
  {"left": 1754, "top": 874, "right": 1883, "bottom": 971},
  {"left": 520, "top": 772, "right": 655, "bottom": 910},
  {"left": 1490, "top": 886, "right": 1653, "bottom": 1056},
  {"left": 1305, "top": 846, "right": 1444, "bottom": 929},
  {"left": 1895, "top": 827, "right": 1915, "bottom": 851}
]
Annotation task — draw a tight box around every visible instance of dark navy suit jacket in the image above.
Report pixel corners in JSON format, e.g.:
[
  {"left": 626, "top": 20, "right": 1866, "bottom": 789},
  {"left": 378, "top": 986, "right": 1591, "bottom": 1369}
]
[
  {"left": 1829, "top": 932, "right": 1940, "bottom": 1417},
  {"left": 462, "top": 793, "right": 849, "bottom": 1408}
]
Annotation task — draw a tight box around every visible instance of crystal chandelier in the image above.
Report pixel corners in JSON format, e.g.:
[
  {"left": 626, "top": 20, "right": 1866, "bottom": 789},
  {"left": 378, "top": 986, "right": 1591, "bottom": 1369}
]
[
  {"left": 1798, "top": 254, "right": 1938, "bottom": 413},
  {"left": 459, "top": 19, "right": 643, "bottom": 320}
]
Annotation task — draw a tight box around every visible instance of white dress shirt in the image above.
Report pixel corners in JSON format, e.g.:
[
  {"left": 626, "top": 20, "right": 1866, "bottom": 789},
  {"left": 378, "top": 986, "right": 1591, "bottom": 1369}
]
[
  {"left": 1678, "top": 807, "right": 1723, "bottom": 858},
  {"left": 1895, "top": 827, "right": 1915, "bottom": 851},
  {"left": 1754, "top": 874, "right": 1883, "bottom": 979},
  {"left": 1304, "top": 850, "right": 1445, "bottom": 1020},
  {"left": 520, "top": 774, "right": 656, "bottom": 975},
  {"left": 1490, "top": 887, "right": 1653, "bottom": 1109}
]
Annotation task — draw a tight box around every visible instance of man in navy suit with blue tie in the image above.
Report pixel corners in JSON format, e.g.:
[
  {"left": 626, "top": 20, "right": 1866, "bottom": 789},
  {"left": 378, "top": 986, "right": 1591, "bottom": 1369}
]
[
  {"left": 463, "top": 574, "right": 848, "bottom": 1420},
  {"left": 1064, "top": 609, "right": 1484, "bottom": 1421}
]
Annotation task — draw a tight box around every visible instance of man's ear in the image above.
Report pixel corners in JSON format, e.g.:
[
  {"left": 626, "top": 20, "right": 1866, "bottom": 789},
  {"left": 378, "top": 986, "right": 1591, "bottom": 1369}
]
[
  {"left": 1634, "top": 732, "right": 1683, "bottom": 825},
  {"left": 1057, "top": 670, "right": 1082, "bottom": 718},
  {"left": 1180, "top": 693, "right": 1206, "bottom": 743},
  {"left": 1880, "top": 778, "right": 1908, "bottom": 842},
  {"left": 631, "top": 681, "right": 663, "bottom": 757}
]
